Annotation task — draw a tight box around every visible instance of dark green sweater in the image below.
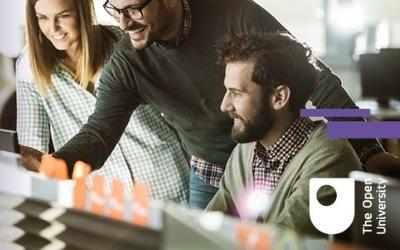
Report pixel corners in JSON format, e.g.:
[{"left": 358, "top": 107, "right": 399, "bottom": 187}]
[{"left": 54, "top": 0, "right": 377, "bottom": 171}]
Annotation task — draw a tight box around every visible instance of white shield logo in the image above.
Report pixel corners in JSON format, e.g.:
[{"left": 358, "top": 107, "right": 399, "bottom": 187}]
[{"left": 310, "top": 178, "right": 355, "bottom": 234}]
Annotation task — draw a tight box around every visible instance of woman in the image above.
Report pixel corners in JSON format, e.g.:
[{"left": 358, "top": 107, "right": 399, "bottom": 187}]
[{"left": 16, "top": 0, "right": 189, "bottom": 202}]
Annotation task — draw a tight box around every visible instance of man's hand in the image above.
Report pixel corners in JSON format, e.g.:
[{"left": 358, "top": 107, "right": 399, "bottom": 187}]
[
  {"left": 19, "top": 145, "right": 43, "bottom": 172},
  {"left": 19, "top": 145, "right": 91, "bottom": 179},
  {"left": 40, "top": 154, "right": 68, "bottom": 179},
  {"left": 365, "top": 152, "right": 400, "bottom": 178},
  {"left": 40, "top": 156, "right": 91, "bottom": 180}
]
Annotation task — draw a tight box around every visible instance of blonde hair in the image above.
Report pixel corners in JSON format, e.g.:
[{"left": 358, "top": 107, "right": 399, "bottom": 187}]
[{"left": 25, "top": 0, "right": 117, "bottom": 96}]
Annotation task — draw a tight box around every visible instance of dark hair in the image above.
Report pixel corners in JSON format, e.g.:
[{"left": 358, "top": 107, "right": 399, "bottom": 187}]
[{"left": 217, "top": 32, "right": 321, "bottom": 111}]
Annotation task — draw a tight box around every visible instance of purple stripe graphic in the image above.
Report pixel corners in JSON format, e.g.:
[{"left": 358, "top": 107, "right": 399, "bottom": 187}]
[
  {"left": 327, "top": 121, "right": 400, "bottom": 138},
  {"left": 300, "top": 109, "right": 370, "bottom": 117}
]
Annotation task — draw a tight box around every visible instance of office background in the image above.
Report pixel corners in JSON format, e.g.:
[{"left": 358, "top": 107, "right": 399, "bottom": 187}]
[{"left": 1, "top": 0, "right": 400, "bottom": 154}]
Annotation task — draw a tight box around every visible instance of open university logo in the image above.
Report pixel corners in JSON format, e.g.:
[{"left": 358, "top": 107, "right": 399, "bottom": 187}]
[{"left": 309, "top": 178, "right": 355, "bottom": 234}]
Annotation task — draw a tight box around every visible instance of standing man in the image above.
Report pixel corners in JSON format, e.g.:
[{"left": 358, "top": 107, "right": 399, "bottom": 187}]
[
  {"left": 206, "top": 32, "right": 361, "bottom": 236},
  {"left": 45, "top": 0, "right": 394, "bottom": 208}
]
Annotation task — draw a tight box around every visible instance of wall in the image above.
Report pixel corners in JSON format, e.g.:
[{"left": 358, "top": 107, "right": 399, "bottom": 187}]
[{"left": 1, "top": 0, "right": 400, "bottom": 102}]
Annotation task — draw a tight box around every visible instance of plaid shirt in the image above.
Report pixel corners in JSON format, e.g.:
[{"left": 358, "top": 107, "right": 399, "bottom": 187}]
[
  {"left": 16, "top": 26, "right": 189, "bottom": 203},
  {"left": 155, "top": 0, "right": 192, "bottom": 49},
  {"left": 190, "top": 156, "right": 224, "bottom": 188},
  {"left": 252, "top": 118, "right": 317, "bottom": 195}
]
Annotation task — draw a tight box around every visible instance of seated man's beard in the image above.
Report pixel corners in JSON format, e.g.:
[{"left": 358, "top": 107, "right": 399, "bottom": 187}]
[{"left": 231, "top": 104, "right": 275, "bottom": 143}]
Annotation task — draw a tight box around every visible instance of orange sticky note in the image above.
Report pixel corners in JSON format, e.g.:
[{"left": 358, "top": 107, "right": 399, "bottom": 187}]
[
  {"left": 109, "top": 180, "right": 125, "bottom": 220},
  {"left": 73, "top": 178, "right": 87, "bottom": 210},
  {"left": 89, "top": 174, "right": 105, "bottom": 216},
  {"left": 131, "top": 182, "right": 150, "bottom": 227},
  {"left": 72, "top": 161, "right": 91, "bottom": 180},
  {"left": 236, "top": 224, "right": 271, "bottom": 250},
  {"left": 40, "top": 155, "right": 68, "bottom": 180}
]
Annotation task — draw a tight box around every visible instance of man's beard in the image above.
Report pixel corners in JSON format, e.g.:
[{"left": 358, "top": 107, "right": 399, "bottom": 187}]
[{"left": 230, "top": 102, "right": 275, "bottom": 143}]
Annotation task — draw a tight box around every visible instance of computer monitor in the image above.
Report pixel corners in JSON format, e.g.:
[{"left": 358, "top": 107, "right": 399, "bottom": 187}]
[
  {"left": 359, "top": 49, "right": 400, "bottom": 107},
  {"left": 0, "top": 128, "right": 20, "bottom": 153}
]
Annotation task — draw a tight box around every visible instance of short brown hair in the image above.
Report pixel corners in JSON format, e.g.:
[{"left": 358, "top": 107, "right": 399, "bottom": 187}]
[{"left": 217, "top": 32, "right": 321, "bottom": 111}]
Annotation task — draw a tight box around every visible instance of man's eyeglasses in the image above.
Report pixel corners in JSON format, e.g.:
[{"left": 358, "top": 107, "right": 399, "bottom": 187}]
[{"left": 103, "top": 0, "right": 153, "bottom": 21}]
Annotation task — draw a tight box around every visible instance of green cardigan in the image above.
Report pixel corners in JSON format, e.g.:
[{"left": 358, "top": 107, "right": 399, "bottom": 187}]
[{"left": 206, "top": 123, "right": 362, "bottom": 237}]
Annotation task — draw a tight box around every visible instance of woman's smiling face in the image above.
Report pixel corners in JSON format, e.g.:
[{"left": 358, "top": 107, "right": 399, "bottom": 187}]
[{"left": 35, "top": 0, "right": 80, "bottom": 57}]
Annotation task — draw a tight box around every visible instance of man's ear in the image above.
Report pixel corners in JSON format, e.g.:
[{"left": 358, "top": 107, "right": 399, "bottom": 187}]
[{"left": 271, "top": 85, "right": 291, "bottom": 111}]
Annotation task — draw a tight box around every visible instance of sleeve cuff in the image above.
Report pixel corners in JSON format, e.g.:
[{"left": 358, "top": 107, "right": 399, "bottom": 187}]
[{"left": 358, "top": 143, "right": 385, "bottom": 166}]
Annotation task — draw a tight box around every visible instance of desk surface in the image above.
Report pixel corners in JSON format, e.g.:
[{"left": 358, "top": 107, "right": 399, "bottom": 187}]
[{"left": 356, "top": 99, "right": 400, "bottom": 120}]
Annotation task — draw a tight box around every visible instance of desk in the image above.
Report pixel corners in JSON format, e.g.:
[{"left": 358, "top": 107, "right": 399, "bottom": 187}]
[
  {"left": 0, "top": 163, "right": 378, "bottom": 250},
  {"left": 356, "top": 99, "right": 400, "bottom": 154},
  {"left": 356, "top": 99, "right": 400, "bottom": 121}
]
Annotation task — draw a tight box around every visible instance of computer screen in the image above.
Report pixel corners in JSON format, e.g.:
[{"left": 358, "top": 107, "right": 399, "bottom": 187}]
[
  {"left": 359, "top": 49, "right": 400, "bottom": 107},
  {"left": 0, "top": 128, "right": 20, "bottom": 153}
]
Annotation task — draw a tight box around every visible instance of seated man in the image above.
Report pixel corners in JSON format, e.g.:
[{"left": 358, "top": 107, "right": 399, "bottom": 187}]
[{"left": 207, "top": 32, "right": 362, "bottom": 236}]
